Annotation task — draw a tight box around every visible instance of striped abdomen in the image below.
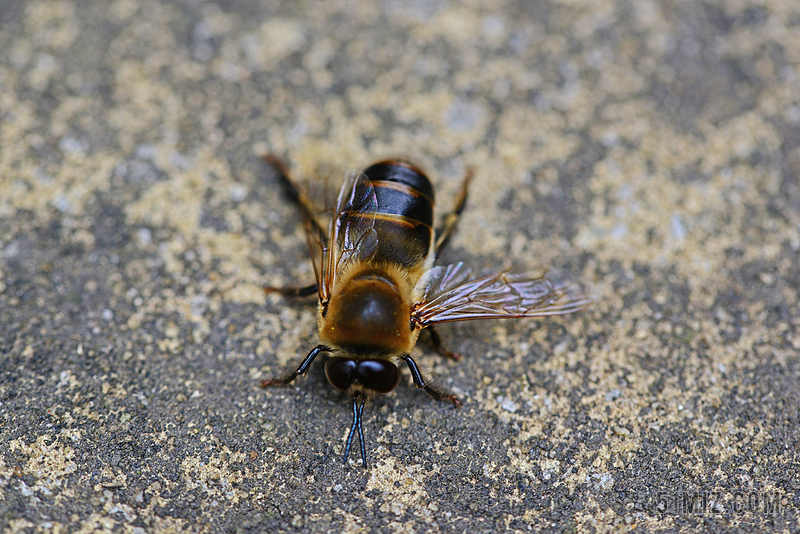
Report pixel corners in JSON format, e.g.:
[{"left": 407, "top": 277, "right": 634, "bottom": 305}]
[{"left": 359, "top": 160, "right": 435, "bottom": 269}]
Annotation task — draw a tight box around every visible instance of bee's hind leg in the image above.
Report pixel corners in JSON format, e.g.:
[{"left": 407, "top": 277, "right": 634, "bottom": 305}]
[
  {"left": 262, "top": 154, "right": 327, "bottom": 240},
  {"left": 434, "top": 167, "right": 473, "bottom": 259},
  {"left": 261, "top": 155, "right": 325, "bottom": 297}
]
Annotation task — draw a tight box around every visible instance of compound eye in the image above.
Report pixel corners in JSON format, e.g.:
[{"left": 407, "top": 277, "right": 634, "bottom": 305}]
[
  {"left": 325, "top": 357, "right": 357, "bottom": 391},
  {"left": 356, "top": 360, "right": 400, "bottom": 394}
]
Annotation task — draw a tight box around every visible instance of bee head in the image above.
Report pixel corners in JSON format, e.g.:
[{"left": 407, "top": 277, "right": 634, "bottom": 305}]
[{"left": 324, "top": 355, "right": 400, "bottom": 395}]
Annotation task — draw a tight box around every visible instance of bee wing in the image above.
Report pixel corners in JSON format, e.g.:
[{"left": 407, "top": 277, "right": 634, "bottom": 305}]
[
  {"left": 302, "top": 208, "right": 328, "bottom": 300},
  {"left": 412, "top": 262, "right": 591, "bottom": 326},
  {"left": 317, "top": 171, "right": 379, "bottom": 302}
]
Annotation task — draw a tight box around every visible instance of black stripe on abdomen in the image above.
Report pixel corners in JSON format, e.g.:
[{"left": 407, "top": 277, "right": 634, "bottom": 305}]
[
  {"left": 364, "top": 161, "right": 434, "bottom": 218},
  {"left": 363, "top": 160, "right": 434, "bottom": 200},
  {"left": 361, "top": 160, "right": 435, "bottom": 267}
]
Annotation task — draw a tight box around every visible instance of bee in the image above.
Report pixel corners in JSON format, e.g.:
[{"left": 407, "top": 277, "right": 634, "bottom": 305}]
[{"left": 261, "top": 155, "right": 590, "bottom": 468}]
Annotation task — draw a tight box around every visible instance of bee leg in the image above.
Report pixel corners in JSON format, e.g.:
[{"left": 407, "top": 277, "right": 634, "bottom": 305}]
[
  {"left": 343, "top": 395, "right": 368, "bottom": 468},
  {"left": 263, "top": 283, "right": 318, "bottom": 297},
  {"left": 401, "top": 355, "right": 462, "bottom": 407},
  {"left": 434, "top": 167, "right": 473, "bottom": 259},
  {"left": 262, "top": 154, "right": 328, "bottom": 243},
  {"left": 425, "top": 326, "right": 462, "bottom": 361},
  {"left": 261, "top": 344, "right": 331, "bottom": 388},
  {"left": 262, "top": 155, "right": 325, "bottom": 295}
]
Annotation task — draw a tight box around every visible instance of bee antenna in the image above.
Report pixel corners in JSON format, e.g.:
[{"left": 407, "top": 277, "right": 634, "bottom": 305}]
[{"left": 343, "top": 395, "right": 368, "bottom": 468}]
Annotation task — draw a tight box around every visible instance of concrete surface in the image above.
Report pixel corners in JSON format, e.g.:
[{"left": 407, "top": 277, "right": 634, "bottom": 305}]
[{"left": 1, "top": 0, "right": 799, "bottom": 532}]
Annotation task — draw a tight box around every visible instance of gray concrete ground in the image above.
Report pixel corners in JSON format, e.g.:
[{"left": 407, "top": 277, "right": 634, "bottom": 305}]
[{"left": 1, "top": 0, "right": 799, "bottom": 532}]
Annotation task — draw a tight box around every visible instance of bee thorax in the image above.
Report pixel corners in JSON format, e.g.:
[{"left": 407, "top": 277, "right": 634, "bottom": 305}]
[{"left": 320, "top": 270, "right": 413, "bottom": 354}]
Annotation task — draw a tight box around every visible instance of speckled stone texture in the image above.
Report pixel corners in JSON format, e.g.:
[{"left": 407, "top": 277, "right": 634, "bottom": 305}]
[{"left": 1, "top": 0, "right": 799, "bottom": 532}]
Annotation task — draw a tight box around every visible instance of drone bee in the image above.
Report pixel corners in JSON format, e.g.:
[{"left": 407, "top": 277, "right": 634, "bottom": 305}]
[{"left": 261, "top": 156, "right": 590, "bottom": 468}]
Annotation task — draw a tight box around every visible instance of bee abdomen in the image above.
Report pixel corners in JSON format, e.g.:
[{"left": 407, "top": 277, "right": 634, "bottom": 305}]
[{"left": 362, "top": 160, "right": 434, "bottom": 267}]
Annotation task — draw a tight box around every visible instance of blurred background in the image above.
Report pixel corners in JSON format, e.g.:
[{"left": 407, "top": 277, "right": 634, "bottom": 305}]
[{"left": 1, "top": 0, "right": 798, "bottom": 532}]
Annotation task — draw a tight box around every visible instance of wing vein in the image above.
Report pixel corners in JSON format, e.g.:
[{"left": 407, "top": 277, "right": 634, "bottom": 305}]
[{"left": 412, "top": 262, "right": 591, "bottom": 326}]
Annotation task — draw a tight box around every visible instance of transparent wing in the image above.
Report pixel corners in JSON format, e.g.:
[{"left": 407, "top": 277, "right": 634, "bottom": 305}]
[
  {"left": 302, "top": 209, "right": 328, "bottom": 301},
  {"left": 318, "top": 171, "right": 378, "bottom": 303},
  {"left": 411, "top": 262, "right": 591, "bottom": 326}
]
